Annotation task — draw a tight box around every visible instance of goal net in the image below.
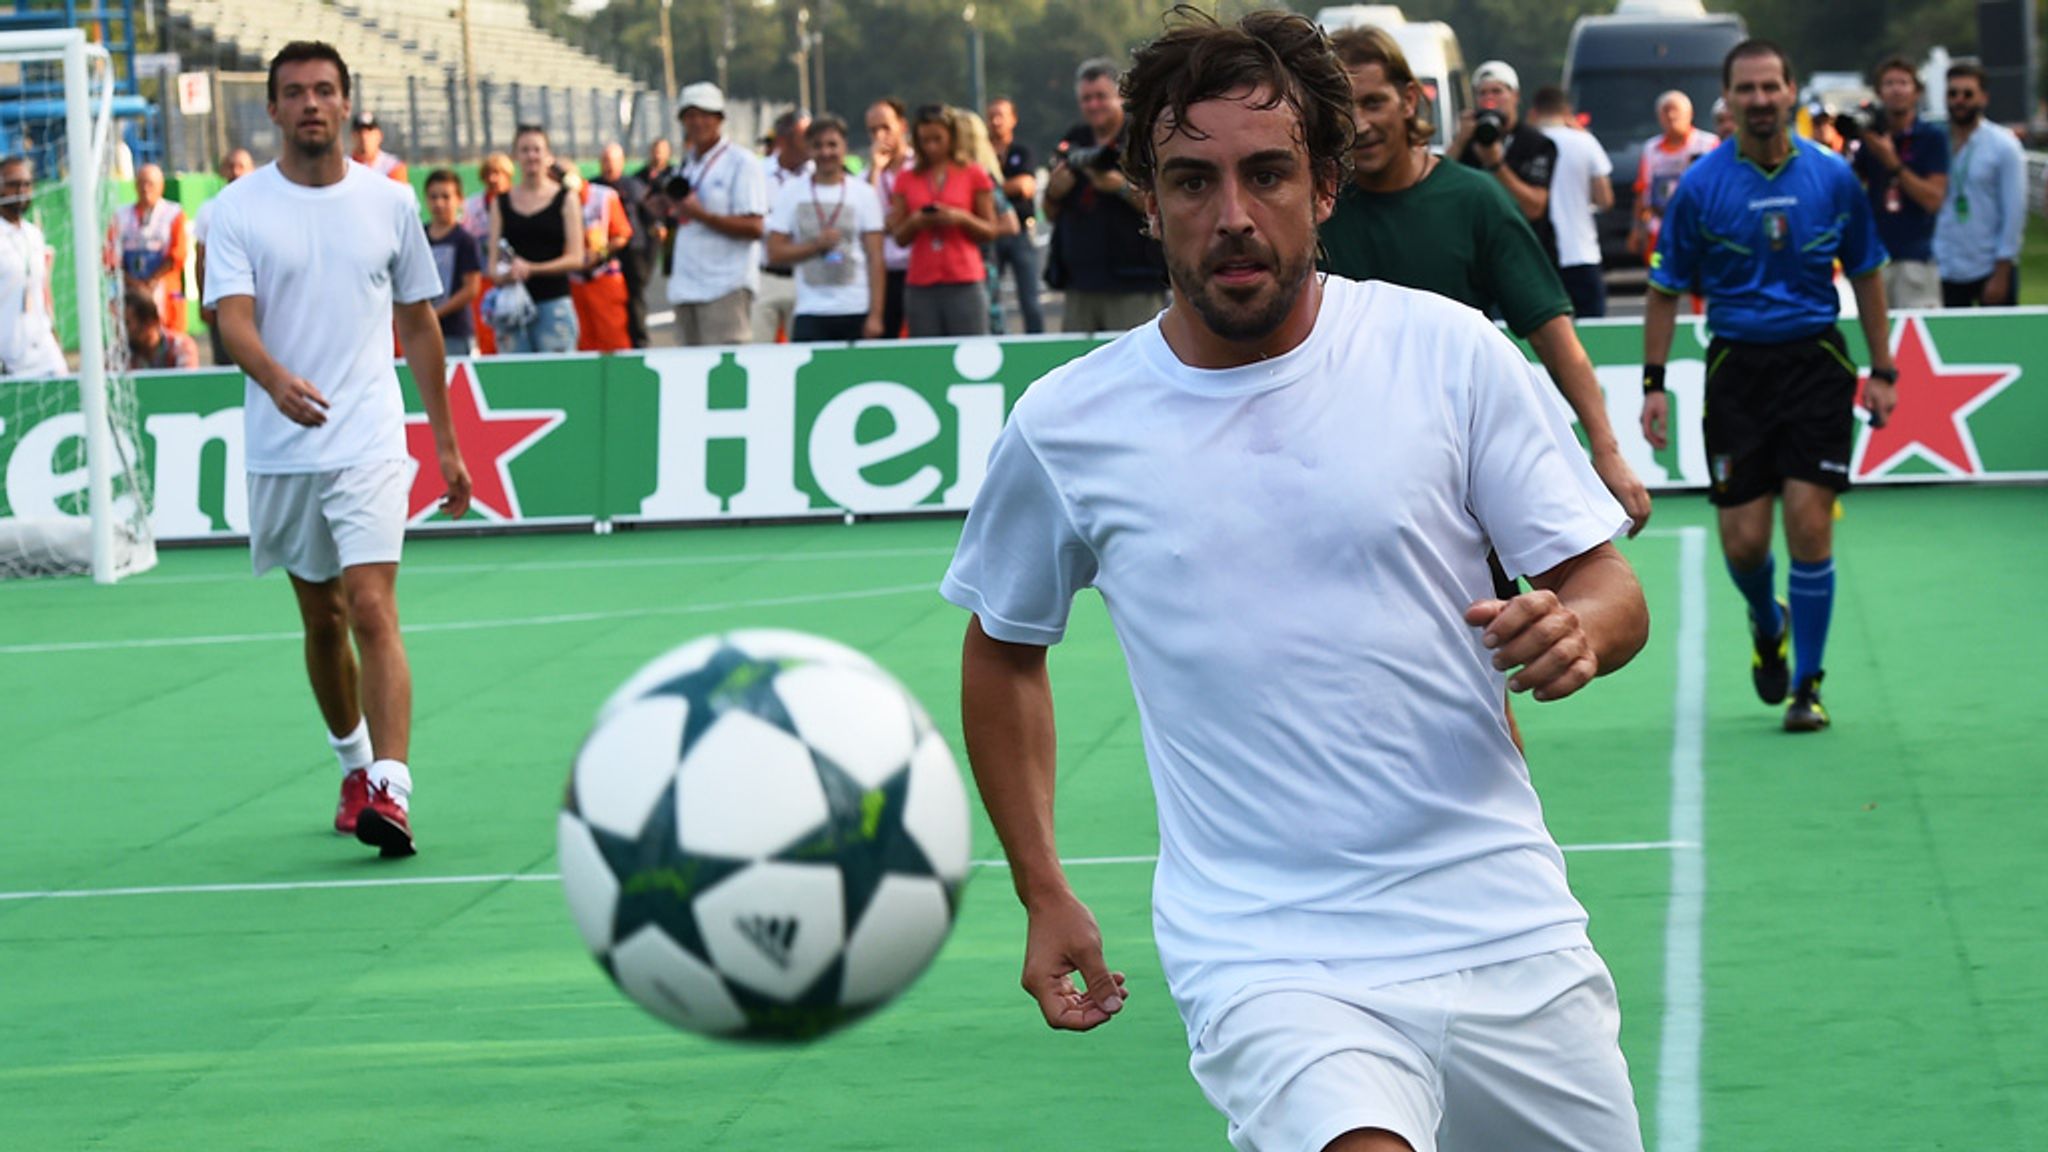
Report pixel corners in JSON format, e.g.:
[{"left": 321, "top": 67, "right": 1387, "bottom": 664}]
[{"left": 0, "top": 29, "right": 155, "bottom": 582}]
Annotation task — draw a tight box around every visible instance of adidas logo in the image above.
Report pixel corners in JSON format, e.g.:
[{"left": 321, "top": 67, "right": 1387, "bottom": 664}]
[{"left": 736, "top": 914, "right": 799, "bottom": 970}]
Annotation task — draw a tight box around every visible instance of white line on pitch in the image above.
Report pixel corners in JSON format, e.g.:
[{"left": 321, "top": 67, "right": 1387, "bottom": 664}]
[
  {"left": 0, "top": 582, "right": 938, "bottom": 656},
  {"left": 1658, "top": 525, "right": 1708, "bottom": 1152},
  {"left": 0, "top": 841, "right": 1694, "bottom": 903},
  {"left": 113, "top": 547, "right": 960, "bottom": 588}
]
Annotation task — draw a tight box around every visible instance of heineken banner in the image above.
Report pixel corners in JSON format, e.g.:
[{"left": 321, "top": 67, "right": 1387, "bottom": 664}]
[{"left": 2, "top": 312, "right": 2043, "bottom": 543}]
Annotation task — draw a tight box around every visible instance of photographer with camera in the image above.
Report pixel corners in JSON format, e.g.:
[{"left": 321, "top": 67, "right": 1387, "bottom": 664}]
[
  {"left": 1843, "top": 56, "right": 1948, "bottom": 310},
  {"left": 1452, "top": 60, "right": 1558, "bottom": 263},
  {"left": 1042, "top": 57, "right": 1166, "bottom": 333},
  {"left": 654, "top": 82, "right": 768, "bottom": 346}
]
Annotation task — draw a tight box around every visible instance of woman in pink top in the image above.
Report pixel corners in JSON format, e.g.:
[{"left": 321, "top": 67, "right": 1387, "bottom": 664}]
[{"left": 887, "top": 105, "right": 998, "bottom": 336}]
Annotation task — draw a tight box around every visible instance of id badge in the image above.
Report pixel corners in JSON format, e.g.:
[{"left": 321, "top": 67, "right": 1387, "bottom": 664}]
[{"left": 1955, "top": 194, "right": 1971, "bottom": 222}]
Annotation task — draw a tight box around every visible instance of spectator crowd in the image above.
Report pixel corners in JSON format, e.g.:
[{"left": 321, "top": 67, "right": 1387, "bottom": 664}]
[{"left": 1, "top": 31, "right": 2037, "bottom": 385}]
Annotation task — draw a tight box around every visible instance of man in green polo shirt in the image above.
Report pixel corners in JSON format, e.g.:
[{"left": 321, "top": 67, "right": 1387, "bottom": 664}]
[{"left": 1321, "top": 25, "right": 1649, "bottom": 535}]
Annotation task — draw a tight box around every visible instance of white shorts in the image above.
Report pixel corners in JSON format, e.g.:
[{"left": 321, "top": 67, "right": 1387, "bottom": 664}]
[
  {"left": 1189, "top": 948, "right": 1643, "bottom": 1152},
  {"left": 247, "top": 459, "right": 408, "bottom": 582}
]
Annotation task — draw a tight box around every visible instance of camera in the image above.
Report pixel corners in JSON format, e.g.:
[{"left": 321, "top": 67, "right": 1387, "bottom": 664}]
[
  {"left": 1062, "top": 141, "right": 1121, "bottom": 173},
  {"left": 1833, "top": 101, "right": 1882, "bottom": 139},
  {"left": 1472, "top": 107, "right": 1508, "bottom": 147},
  {"left": 661, "top": 171, "right": 693, "bottom": 200}
]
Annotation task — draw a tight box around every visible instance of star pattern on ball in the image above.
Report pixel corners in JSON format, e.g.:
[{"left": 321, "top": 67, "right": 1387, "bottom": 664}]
[
  {"left": 777, "top": 754, "right": 937, "bottom": 934},
  {"left": 579, "top": 783, "right": 747, "bottom": 963}
]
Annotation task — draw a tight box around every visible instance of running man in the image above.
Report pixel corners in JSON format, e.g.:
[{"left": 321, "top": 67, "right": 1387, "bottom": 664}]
[
  {"left": 945, "top": 11, "right": 1650, "bottom": 1151},
  {"left": 206, "top": 41, "right": 472, "bottom": 856},
  {"left": 1641, "top": 39, "right": 1897, "bottom": 732}
]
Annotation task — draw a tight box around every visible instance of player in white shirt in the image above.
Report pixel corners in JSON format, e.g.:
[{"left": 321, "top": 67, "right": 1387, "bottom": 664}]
[
  {"left": 1530, "top": 85, "right": 1614, "bottom": 319},
  {"left": 943, "top": 13, "right": 1650, "bottom": 1152},
  {"left": 205, "top": 41, "right": 472, "bottom": 859},
  {"left": 0, "top": 155, "right": 67, "bottom": 378},
  {"left": 764, "top": 114, "right": 886, "bottom": 342}
]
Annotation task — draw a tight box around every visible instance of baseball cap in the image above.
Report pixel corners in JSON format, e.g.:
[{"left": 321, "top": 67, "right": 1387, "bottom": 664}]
[
  {"left": 1472, "top": 61, "right": 1520, "bottom": 92},
  {"left": 351, "top": 110, "right": 380, "bottom": 130},
  {"left": 676, "top": 82, "right": 726, "bottom": 117}
]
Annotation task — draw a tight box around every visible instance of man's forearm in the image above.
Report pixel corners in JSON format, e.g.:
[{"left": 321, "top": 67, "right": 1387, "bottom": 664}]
[
  {"left": 1849, "top": 273, "right": 1894, "bottom": 372},
  {"left": 1496, "top": 166, "right": 1547, "bottom": 221},
  {"left": 1898, "top": 168, "right": 1946, "bottom": 214},
  {"left": 397, "top": 303, "right": 454, "bottom": 451},
  {"left": 1534, "top": 543, "right": 1649, "bottom": 677},
  {"left": 1528, "top": 315, "right": 1621, "bottom": 453},
  {"left": 1642, "top": 288, "right": 1679, "bottom": 367},
  {"left": 696, "top": 212, "right": 765, "bottom": 242},
  {"left": 961, "top": 618, "right": 1069, "bottom": 909}
]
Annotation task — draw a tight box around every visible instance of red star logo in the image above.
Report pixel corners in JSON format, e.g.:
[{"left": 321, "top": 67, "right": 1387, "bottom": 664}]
[
  {"left": 1853, "top": 316, "right": 2018, "bottom": 479},
  {"left": 404, "top": 363, "right": 565, "bottom": 522}
]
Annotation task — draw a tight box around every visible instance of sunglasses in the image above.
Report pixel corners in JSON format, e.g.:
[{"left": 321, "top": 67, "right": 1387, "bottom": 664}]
[{"left": 1945, "top": 89, "right": 1978, "bottom": 100}]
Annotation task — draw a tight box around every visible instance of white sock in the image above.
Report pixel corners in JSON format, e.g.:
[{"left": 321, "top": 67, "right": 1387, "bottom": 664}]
[
  {"left": 328, "top": 720, "right": 373, "bottom": 775},
  {"left": 367, "top": 759, "right": 412, "bottom": 811}
]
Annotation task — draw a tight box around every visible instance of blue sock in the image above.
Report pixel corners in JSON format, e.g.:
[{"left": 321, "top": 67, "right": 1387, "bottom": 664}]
[
  {"left": 1726, "top": 555, "right": 1783, "bottom": 639},
  {"left": 1788, "top": 558, "right": 1836, "bottom": 686}
]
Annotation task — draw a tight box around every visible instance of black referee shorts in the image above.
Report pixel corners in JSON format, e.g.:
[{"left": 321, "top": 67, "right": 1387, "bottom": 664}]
[{"left": 1701, "top": 328, "right": 1859, "bottom": 507}]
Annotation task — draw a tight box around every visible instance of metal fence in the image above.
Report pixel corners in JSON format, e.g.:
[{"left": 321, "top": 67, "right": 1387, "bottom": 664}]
[{"left": 158, "top": 68, "right": 772, "bottom": 171}]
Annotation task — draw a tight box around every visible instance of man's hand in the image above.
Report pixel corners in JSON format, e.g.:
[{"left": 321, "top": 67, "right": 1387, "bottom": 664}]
[
  {"left": 814, "top": 226, "right": 844, "bottom": 253},
  {"left": 1471, "top": 138, "right": 1505, "bottom": 171},
  {"left": 1084, "top": 166, "right": 1125, "bottom": 196},
  {"left": 1986, "top": 265, "right": 2013, "bottom": 306},
  {"left": 1465, "top": 590, "right": 1600, "bottom": 703},
  {"left": 1640, "top": 389, "right": 1670, "bottom": 450},
  {"left": 438, "top": 448, "right": 472, "bottom": 519},
  {"left": 1858, "top": 131, "right": 1900, "bottom": 173},
  {"left": 264, "top": 375, "right": 329, "bottom": 427},
  {"left": 1862, "top": 377, "right": 1897, "bottom": 429},
  {"left": 861, "top": 313, "right": 883, "bottom": 340},
  {"left": 1022, "top": 889, "right": 1127, "bottom": 1031},
  {"left": 1591, "top": 448, "right": 1652, "bottom": 536}
]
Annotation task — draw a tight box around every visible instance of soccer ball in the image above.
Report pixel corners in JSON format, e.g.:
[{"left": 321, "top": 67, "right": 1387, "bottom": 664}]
[{"left": 557, "top": 629, "right": 972, "bottom": 1041}]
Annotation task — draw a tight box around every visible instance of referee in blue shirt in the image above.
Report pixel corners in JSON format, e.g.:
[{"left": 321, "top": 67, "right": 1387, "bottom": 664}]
[{"left": 1640, "top": 39, "right": 1900, "bottom": 733}]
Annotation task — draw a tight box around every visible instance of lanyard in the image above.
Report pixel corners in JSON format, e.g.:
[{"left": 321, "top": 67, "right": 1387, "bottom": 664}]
[
  {"left": 686, "top": 141, "right": 732, "bottom": 194},
  {"left": 809, "top": 178, "right": 847, "bottom": 233}
]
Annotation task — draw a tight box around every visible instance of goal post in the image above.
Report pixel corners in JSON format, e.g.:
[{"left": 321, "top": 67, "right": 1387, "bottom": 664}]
[{"left": 0, "top": 27, "right": 155, "bottom": 583}]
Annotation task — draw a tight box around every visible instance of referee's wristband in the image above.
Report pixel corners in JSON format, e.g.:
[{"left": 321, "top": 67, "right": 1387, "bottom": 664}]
[
  {"left": 1868, "top": 366, "right": 1898, "bottom": 383},
  {"left": 1642, "top": 364, "right": 1668, "bottom": 395}
]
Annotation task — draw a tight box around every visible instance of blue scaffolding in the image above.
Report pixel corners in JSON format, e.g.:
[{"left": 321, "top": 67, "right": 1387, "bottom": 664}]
[{"left": 0, "top": 1, "right": 155, "bottom": 165}]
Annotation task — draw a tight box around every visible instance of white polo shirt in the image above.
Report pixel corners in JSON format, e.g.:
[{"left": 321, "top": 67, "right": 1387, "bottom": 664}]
[
  {"left": 0, "top": 215, "right": 66, "bottom": 377},
  {"left": 942, "top": 276, "right": 1628, "bottom": 1042},
  {"left": 666, "top": 137, "right": 768, "bottom": 305}
]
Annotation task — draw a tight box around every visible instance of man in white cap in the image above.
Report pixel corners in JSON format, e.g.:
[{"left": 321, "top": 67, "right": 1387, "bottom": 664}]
[
  {"left": 1452, "top": 60, "right": 1558, "bottom": 262},
  {"left": 655, "top": 81, "right": 767, "bottom": 346}
]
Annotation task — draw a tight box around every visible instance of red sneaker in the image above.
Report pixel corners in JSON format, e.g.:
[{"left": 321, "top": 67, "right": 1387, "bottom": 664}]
[
  {"left": 353, "top": 783, "right": 416, "bottom": 858},
  {"left": 334, "top": 769, "right": 371, "bottom": 835}
]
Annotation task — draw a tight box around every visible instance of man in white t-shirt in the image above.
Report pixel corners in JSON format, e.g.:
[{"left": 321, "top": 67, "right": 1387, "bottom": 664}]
[
  {"left": 754, "top": 107, "right": 814, "bottom": 342},
  {"left": 1531, "top": 85, "right": 1613, "bottom": 319},
  {"left": 764, "top": 114, "right": 885, "bottom": 342},
  {"left": 658, "top": 82, "right": 767, "bottom": 346},
  {"left": 943, "top": 12, "right": 1650, "bottom": 1152},
  {"left": 194, "top": 148, "right": 255, "bottom": 365},
  {"left": 0, "top": 155, "right": 68, "bottom": 378},
  {"left": 206, "top": 40, "right": 472, "bottom": 859}
]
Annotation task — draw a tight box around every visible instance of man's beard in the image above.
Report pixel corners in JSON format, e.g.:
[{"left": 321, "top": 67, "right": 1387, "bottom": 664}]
[
  {"left": 289, "top": 126, "right": 336, "bottom": 161},
  {"left": 1950, "top": 106, "right": 1981, "bottom": 127},
  {"left": 1166, "top": 233, "right": 1314, "bottom": 343}
]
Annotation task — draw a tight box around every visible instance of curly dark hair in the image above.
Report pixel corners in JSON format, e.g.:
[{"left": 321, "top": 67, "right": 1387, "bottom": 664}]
[{"left": 1119, "top": 6, "right": 1354, "bottom": 198}]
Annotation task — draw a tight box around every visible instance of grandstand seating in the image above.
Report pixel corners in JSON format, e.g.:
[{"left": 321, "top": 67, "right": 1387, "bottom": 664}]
[{"left": 167, "top": 0, "right": 639, "bottom": 149}]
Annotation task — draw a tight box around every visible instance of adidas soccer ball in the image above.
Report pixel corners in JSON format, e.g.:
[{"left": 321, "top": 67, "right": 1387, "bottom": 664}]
[{"left": 557, "top": 629, "right": 971, "bottom": 1041}]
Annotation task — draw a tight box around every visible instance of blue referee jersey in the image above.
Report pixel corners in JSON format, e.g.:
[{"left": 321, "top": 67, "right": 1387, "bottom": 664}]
[{"left": 1649, "top": 136, "right": 1886, "bottom": 344}]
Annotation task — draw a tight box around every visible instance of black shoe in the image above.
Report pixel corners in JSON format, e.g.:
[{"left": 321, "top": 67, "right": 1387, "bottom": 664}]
[
  {"left": 1783, "top": 671, "right": 1829, "bottom": 732},
  {"left": 1752, "top": 599, "right": 1790, "bottom": 705}
]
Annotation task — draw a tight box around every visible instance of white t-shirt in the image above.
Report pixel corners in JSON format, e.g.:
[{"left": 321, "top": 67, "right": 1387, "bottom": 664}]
[
  {"left": 941, "top": 277, "right": 1628, "bottom": 1043},
  {"left": 759, "top": 153, "right": 814, "bottom": 270},
  {"left": 666, "top": 138, "right": 768, "bottom": 305},
  {"left": 1541, "top": 124, "right": 1613, "bottom": 269},
  {"left": 0, "top": 216, "right": 66, "bottom": 377},
  {"left": 767, "top": 175, "right": 884, "bottom": 318},
  {"left": 202, "top": 162, "right": 443, "bottom": 474}
]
